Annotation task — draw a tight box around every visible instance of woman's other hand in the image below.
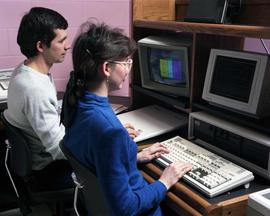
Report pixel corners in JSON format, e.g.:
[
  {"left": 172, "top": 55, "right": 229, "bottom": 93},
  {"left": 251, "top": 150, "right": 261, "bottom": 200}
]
[
  {"left": 124, "top": 123, "right": 139, "bottom": 139},
  {"left": 137, "top": 142, "right": 169, "bottom": 163}
]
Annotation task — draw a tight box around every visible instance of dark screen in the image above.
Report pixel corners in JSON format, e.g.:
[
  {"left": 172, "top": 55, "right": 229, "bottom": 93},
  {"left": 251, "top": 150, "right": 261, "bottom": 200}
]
[{"left": 210, "top": 56, "right": 256, "bottom": 102}]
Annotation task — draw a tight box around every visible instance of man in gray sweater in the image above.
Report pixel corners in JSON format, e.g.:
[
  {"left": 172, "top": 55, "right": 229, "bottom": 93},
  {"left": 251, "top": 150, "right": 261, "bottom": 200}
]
[{"left": 4, "top": 7, "right": 73, "bottom": 190}]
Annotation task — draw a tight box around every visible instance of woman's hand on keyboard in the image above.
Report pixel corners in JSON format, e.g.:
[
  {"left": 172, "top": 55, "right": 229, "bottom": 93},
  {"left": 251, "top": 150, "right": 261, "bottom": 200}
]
[
  {"left": 137, "top": 142, "right": 170, "bottom": 163},
  {"left": 159, "top": 161, "right": 193, "bottom": 190}
]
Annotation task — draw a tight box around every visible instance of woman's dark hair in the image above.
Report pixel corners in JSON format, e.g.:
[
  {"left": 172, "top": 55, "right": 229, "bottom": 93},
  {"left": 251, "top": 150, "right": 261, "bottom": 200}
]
[
  {"left": 17, "top": 7, "right": 68, "bottom": 58},
  {"left": 61, "top": 21, "right": 137, "bottom": 128}
]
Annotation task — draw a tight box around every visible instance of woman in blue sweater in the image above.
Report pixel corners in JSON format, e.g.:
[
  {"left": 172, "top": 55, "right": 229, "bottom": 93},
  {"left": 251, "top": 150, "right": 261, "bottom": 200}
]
[{"left": 61, "top": 21, "right": 192, "bottom": 216}]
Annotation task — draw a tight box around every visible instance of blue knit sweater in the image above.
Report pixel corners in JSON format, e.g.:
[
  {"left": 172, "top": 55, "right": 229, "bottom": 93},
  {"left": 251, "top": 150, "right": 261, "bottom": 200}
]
[{"left": 63, "top": 92, "right": 167, "bottom": 216}]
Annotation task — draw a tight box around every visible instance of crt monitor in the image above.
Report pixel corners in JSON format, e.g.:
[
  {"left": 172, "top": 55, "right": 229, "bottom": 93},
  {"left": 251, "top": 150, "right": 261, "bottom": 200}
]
[
  {"left": 202, "top": 49, "right": 270, "bottom": 118},
  {"left": 138, "top": 36, "right": 191, "bottom": 97}
]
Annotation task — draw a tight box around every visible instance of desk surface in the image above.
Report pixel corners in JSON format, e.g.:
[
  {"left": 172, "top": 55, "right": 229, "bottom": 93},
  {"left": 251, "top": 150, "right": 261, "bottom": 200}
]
[
  {"left": 156, "top": 162, "right": 270, "bottom": 204},
  {"left": 0, "top": 101, "right": 7, "bottom": 111},
  {"left": 138, "top": 131, "right": 270, "bottom": 201},
  {"left": 140, "top": 162, "right": 270, "bottom": 216}
]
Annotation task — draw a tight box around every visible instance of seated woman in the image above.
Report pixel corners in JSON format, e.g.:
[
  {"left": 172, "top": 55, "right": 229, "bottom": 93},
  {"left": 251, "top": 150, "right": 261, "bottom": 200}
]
[{"left": 61, "top": 21, "right": 192, "bottom": 216}]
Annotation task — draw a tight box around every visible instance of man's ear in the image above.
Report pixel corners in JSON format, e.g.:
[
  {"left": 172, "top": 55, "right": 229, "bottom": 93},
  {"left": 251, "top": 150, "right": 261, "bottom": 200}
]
[{"left": 36, "top": 41, "right": 45, "bottom": 53}]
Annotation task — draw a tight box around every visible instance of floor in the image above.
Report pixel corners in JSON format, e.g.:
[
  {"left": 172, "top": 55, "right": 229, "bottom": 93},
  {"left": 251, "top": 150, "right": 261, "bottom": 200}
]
[
  {"left": 27, "top": 205, "right": 52, "bottom": 216},
  {"left": 0, "top": 205, "right": 52, "bottom": 216},
  {"left": 0, "top": 204, "right": 76, "bottom": 216}
]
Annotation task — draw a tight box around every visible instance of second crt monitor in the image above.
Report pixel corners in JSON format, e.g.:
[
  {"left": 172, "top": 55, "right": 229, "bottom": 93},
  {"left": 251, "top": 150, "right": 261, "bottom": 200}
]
[
  {"left": 138, "top": 36, "right": 191, "bottom": 98},
  {"left": 202, "top": 49, "right": 270, "bottom": 118}
]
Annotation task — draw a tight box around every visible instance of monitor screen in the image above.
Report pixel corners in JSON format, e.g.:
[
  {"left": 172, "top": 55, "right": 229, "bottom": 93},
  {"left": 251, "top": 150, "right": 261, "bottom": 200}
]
[
  {"left": 148, "top": 48, "right": 187, "bottom": 87},
  {"left": 210, "top": 56, "right": 256, "bottom": 102},
  {"left": 202, "top": 49, "right": 270, "bottom": 118},
  {"left": 138, "top": 36, "right": 191, "bottom": 97}
]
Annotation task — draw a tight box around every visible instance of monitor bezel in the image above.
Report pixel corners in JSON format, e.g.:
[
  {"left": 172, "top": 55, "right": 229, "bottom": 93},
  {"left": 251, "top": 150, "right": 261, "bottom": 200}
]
[
  {"left": 138, "top": 36, "right": 191, "bottom": 97},
  {"left": 202, "top": 49, "right": 269, "bottom": 115}
]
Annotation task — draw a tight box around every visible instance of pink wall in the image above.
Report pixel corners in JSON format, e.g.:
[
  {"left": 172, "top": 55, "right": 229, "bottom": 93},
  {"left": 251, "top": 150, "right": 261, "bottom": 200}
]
[
  {"left": 244, "top": 38, "right": 270, "bottom": 54},
  {"left": 0, "top": 0, "right": 132, "bottom": 96},
  {"left": 1, "top": 0, "right": 269, "bottom": 98}
]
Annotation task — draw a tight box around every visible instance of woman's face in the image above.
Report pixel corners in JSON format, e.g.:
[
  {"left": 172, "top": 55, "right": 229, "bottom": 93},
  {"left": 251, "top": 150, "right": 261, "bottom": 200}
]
[{"left": 108, "top": 58, "right": 133, "bottom": 91}]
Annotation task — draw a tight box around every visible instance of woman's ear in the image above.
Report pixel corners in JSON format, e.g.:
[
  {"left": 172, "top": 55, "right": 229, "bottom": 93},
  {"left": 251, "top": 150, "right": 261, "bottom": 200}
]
[{"left": 101, "top": 61, "right": 111, "bottom": 78}]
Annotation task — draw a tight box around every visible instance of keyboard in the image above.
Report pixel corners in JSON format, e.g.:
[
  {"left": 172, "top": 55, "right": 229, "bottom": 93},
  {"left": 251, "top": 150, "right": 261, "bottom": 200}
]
[
  {"left": 0, "top": 68, "right": 12, "bottom": 101},
  {"left": 155, "top": 136, "right": 254, "bottom": 198},
  {"left": 0, "top": 80, "right": 9, "bottom": 101},
  {"left": 0, "top": 80, "right": 9, "bottom": 90}
]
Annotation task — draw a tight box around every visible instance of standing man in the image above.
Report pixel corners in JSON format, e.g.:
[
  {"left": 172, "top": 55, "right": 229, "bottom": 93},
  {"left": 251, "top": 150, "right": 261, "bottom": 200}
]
[{"left": 4, "top": 7, "right": 73, "bottom": 189}]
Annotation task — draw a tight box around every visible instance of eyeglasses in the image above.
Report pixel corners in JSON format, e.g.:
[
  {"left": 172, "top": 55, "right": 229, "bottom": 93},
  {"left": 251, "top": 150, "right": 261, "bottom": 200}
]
[{"left": 109, "top": 58, "right": 133, "bottom": 71}]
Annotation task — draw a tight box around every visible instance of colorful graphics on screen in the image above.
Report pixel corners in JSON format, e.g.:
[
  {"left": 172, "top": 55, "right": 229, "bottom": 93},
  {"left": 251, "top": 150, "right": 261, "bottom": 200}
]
[
  {"left": 148, "top": 48, "right": 186, "bottom": 86},
  {"left": 160, "top": 58, "right": 182, "bottom": 80}
]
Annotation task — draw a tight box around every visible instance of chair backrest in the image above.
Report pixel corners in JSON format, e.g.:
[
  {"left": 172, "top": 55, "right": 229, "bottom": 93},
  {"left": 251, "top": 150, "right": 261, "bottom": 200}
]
[
  {"left": 60, "top": 141, "right": 110, "bottom": 216},
  {"left": 1, "top": 112, "right": 32, "bottom": 178},
  {"left": 1, "top": 113, "right": 75, "bottom": 216}
]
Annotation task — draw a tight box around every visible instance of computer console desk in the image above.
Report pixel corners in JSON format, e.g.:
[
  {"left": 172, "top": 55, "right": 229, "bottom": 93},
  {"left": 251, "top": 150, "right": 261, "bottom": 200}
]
[{"left": 132, "top": 1, "right": 270, "bottom": 215}]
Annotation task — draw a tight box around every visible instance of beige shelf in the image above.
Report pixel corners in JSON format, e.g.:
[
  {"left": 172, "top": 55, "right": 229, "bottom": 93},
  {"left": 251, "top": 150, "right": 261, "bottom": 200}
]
[{"left": 134, "top": 20, "right": 270, "bottom": 39}]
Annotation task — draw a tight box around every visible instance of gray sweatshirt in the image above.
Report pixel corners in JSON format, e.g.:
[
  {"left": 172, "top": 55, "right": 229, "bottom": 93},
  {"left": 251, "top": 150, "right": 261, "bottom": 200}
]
[{"left": 4, "top": 62, "right": 65, "bottom": 170}]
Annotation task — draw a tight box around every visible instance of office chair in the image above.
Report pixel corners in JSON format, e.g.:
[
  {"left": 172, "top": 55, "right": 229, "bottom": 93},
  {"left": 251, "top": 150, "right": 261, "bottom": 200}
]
[
  {"left": 60, "top": 141, "right": 110, "bottom": 216},
  {"left": 1, "top": 112, "right": 74, "bottom": 216}
]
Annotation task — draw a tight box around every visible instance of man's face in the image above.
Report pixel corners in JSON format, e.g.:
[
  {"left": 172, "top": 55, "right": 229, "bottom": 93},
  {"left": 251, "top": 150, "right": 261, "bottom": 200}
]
[{"left": 43, "top": 29, "right": 70, "bottom": 65}]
